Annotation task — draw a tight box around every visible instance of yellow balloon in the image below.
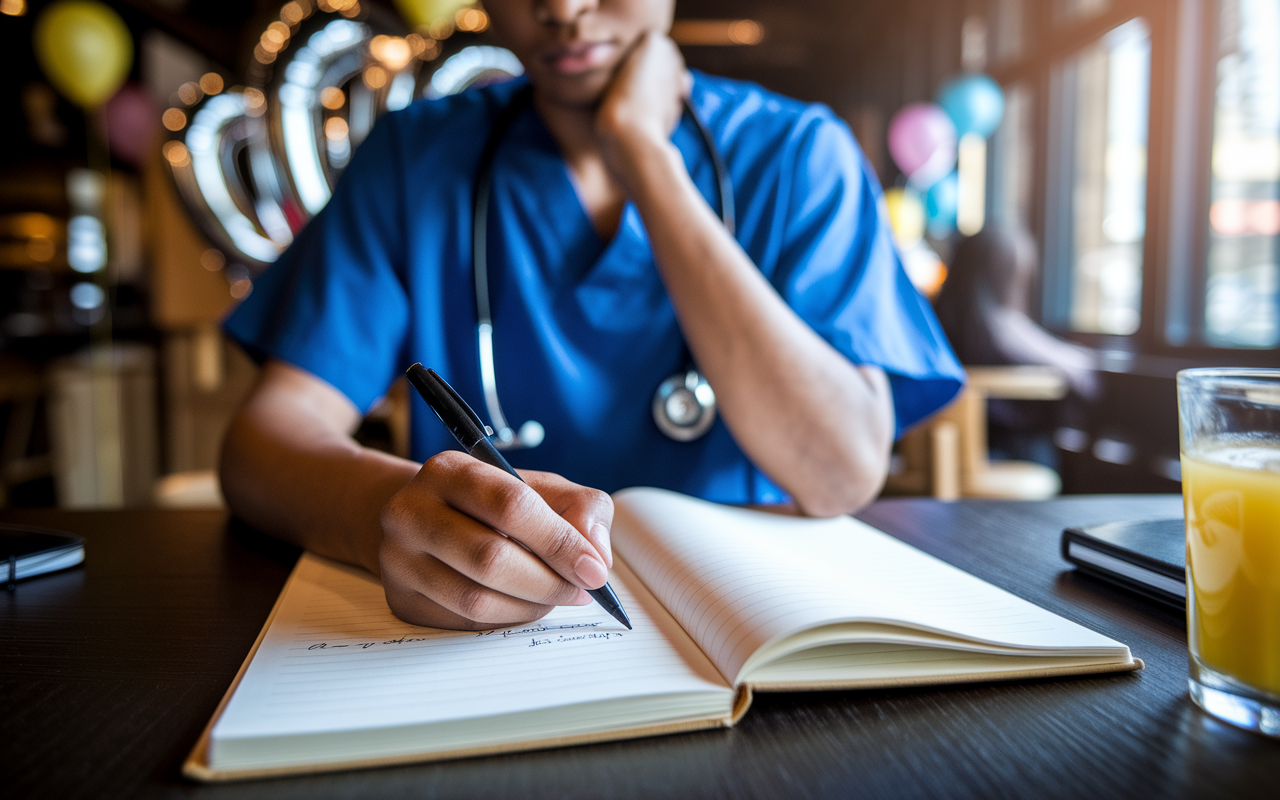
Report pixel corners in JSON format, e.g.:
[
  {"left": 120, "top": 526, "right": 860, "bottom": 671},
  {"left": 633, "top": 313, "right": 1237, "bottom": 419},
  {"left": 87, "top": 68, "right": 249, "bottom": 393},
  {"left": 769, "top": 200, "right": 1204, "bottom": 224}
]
[
  {"left": 34, "top": 0, "right": 133, "bottom": 109},
  {"left": 884, "top": 187, "right": 926, "bottom": 248},
  {"left": 394, "top": 0, "right": 474, "bottom": 29}
]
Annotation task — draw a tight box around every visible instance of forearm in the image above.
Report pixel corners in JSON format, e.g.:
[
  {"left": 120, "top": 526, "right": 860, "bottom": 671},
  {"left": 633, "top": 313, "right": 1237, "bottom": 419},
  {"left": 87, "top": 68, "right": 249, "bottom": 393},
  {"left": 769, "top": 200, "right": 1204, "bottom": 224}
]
[
  {"left": 620, "top": 140, "right": 894, "bottom": 515},
  {"left": 219, "top": 378, "right": 418, "bottom": 575}
]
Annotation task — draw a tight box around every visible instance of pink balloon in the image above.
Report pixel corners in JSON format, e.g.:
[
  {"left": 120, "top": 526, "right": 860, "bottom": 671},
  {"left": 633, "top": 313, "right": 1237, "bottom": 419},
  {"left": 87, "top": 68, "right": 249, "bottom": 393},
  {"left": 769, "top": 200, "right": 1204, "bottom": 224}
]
[
  {"left": 887, "top": 103, "right": 957, "bottom": 187},
  {"left": 104, "top": 84, "right": 158, "bottom": 167}
]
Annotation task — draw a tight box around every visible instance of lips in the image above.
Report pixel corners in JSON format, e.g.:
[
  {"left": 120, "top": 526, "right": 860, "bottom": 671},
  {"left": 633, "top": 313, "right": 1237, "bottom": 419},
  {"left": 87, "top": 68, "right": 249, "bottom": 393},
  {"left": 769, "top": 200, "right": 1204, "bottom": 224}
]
[{"left": 544, "top": 40, "right": 616, "bottom": 74}]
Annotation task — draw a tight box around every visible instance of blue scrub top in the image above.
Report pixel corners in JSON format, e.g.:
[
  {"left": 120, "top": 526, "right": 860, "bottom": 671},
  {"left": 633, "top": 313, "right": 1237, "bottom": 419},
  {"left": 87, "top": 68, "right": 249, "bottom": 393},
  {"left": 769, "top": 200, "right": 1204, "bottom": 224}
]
[{"left": 225, "top": 72, "right": 964, "bottom": 504}]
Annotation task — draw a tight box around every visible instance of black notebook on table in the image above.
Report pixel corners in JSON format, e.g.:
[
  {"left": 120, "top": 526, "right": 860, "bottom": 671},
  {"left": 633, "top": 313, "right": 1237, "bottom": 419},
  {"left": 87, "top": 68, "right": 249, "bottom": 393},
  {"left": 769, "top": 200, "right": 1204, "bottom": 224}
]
[{"left": 1061, "top": 518, "right": 1185, "bottom": 608}]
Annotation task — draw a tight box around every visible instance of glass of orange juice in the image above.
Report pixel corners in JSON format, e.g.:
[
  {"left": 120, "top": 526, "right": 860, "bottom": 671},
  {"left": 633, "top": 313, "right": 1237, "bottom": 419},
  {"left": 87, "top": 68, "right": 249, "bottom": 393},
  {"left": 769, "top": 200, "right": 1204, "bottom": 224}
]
[{"left": 1178, "top": 368, "right": 1280, "bottom": 737}]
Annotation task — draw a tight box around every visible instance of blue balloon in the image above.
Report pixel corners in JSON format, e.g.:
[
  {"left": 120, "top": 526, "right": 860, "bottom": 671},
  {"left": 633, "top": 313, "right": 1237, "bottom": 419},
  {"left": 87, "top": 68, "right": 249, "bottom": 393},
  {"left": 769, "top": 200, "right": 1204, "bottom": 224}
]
[
  {"left": 925, "top": 172, "right": 959, "bottom": 236},
  {"left": 937, "top": 73, "right": 1005, "bottom": 138}
]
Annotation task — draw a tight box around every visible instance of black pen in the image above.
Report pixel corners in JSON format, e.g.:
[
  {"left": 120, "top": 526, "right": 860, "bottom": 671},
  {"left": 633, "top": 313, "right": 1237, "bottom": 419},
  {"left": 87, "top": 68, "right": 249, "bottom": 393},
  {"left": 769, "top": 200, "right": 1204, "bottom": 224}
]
[{"left": 405, "top": 363, "right": 632, "bottom": 630}]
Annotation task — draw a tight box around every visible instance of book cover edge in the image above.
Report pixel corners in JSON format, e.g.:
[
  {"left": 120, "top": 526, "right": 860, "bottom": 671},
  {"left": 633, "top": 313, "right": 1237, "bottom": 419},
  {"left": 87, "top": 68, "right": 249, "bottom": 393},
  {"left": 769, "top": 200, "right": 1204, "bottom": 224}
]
[
  {"left": 744, "top": 656, "right": 1144, "bottom": 693},
  {"left": 183, "top": 713, "right": 737, "bottom": 782}
]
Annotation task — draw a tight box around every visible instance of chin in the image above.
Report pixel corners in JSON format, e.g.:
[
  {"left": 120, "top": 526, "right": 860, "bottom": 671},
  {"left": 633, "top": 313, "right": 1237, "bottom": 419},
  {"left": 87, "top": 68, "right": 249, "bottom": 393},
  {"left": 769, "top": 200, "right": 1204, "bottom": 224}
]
[{"left": 531, "top": 70, "right": 613, "bottom": 111}]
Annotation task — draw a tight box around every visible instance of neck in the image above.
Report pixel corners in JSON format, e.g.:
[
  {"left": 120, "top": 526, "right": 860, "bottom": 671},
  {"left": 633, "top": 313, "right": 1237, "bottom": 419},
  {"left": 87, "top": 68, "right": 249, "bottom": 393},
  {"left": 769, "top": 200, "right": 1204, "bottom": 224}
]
[
  {"left": 532, "top": 88, "right": 627, "bottom": 240},
  {"left": 532, "top": 89, "right": 600, "bottom": 163}
]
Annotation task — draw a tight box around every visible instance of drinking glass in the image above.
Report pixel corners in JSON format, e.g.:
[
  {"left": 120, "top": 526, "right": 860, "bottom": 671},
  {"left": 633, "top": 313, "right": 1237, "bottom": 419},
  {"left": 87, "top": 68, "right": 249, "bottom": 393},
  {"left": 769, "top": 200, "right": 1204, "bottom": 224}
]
[{"left": 1178, "top": 368, "right": 1280, "bottom": 737}]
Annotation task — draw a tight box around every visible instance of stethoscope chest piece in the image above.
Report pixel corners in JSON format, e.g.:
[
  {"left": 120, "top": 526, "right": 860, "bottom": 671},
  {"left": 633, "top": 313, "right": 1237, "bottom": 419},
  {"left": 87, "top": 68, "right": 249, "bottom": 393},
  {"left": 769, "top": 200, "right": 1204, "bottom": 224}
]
[{"left": 653, "top": 370, "right": 717, "bottom": 442}]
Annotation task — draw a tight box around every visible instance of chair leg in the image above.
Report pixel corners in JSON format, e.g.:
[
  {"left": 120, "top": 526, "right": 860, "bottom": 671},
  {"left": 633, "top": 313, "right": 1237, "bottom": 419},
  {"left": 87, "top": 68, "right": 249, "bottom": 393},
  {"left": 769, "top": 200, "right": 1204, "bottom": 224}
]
[{"left": 931, "top": 420, "right": 960, "bottom": 501}]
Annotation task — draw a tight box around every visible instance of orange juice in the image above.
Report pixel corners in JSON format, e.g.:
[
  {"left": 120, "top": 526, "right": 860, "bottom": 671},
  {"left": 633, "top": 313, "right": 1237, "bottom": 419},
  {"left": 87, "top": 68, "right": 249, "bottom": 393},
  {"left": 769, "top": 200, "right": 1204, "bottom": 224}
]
[{"left": 1182, "top": 445, "right": 1280, "bottom": 696}]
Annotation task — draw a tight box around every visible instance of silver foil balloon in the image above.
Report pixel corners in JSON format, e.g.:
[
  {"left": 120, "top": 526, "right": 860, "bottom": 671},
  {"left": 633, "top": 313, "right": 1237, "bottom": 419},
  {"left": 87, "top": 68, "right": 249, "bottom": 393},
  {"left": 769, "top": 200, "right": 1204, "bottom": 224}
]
[{"left": 165, "top": 3, "right": 523, "bottom": 273}]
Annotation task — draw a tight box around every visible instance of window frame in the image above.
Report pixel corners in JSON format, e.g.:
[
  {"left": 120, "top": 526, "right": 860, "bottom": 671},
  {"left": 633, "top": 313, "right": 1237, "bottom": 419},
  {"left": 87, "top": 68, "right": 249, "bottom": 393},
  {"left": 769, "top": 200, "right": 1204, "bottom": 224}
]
[{"left": 987, "top": 0, "right": 1280, "bottom": 364}]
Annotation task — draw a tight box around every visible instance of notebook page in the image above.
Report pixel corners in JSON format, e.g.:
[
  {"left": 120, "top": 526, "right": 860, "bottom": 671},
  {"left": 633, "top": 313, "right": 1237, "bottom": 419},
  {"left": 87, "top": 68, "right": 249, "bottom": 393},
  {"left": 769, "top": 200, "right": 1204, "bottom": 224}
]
[
  {"left": 611, "top": 488, "right": 1128, "bottom": 685},
  {"left": 212, "top": 553, "right": 731, "bottom": 747}
]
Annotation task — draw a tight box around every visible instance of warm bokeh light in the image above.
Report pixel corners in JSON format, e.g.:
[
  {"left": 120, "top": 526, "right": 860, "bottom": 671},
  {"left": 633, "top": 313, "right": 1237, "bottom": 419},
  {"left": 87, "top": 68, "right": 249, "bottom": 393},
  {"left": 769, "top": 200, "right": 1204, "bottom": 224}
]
[
  {"left": 407, "top": 33, "right": 441, "bottom": 61},
  {"left": 281, "top": 1, "right": 307, "bottom": 25},
  {"left": 14, "top": 212, "right": 57, "bottom": 238},
  {"left": 0, "top": 0, "right": 26, "bottom": 17},
  {"left": 243, "top": 87, "right": 266, "bottom": 115},
  {"left": 319, "top": 0, "right": 360, "bottom": 16},
  {"left": 456, "top": 7, "right": 489, "bottom": 33},
  {"left": 320, "top": 86, "right": 345, "bottom": 110},
  {"left": 199, "top": 73, "right": 224, "bottom": 95},
  {"left": 262, "top": 28, "right": 286, "bottom": 52},
  {"left": 727, "top": 19, "right": 763, "bottom": 45},
  {"left": 162, "top": 108, "right": 187, "bottom": 131},
  {"left": 370, "top": 35, "right": 413, "bottom": 71},
  {"left": 200, "top": 248, "right": 226, "bottom": 272},
  {"left": 27, "top": 237, "right": 55, "bottom": 263},
  {"left": 177, "top": 81, "right": 202, "bottom": 106},
  {"left": 255, "top": 44, "right": 278, "bottom": 64},
  {"left": 229, "top": 278, "right": 253, "bottom": 299},
  {"left": 671, "top": 19, "right": 765, "bottom": 46},
  {"left": 162, "top": 140, "right": 191, "bottom": 167},
  {"left": 363, "top": 65, "right": 387, "bottom": 90},
  {"left": 324, "top": 117, "right": 349, "bottom": 141},
  {"left": 428, "top": 18, "right": 455, "bottom": 40}
]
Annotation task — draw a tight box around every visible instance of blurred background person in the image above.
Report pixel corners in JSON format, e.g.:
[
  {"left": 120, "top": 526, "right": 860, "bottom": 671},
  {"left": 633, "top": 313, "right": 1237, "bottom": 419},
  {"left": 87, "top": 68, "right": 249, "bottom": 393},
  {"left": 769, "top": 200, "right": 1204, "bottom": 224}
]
[{"left": 933, "top": 224, "right": 1099, "bottom": 466}]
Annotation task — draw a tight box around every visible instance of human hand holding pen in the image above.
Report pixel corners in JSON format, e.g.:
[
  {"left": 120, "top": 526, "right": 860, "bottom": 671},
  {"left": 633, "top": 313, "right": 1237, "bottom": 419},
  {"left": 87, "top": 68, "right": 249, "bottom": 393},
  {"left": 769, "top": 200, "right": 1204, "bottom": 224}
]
[{"left": 379, "top": 452, "right": 616, "bottom": 631}]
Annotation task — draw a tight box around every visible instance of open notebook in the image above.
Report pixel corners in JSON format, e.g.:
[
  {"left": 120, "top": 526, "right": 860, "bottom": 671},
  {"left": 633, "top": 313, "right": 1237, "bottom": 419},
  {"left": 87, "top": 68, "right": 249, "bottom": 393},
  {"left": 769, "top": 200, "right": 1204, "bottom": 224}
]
[{"left": 184, "top": 488, "right": 1140, "bottom": 781}]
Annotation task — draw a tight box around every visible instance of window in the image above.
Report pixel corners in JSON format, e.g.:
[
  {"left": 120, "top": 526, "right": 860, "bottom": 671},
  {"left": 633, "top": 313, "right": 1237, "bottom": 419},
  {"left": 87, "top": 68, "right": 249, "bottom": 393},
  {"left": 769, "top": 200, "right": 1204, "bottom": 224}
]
[
  {"left": 1205, "top": 0, "right": 1280, "bottom": 348},
  {"left": 1058, "top": 18, "right": 1151, "bottom": 335},
  {"left": 988, "top": 82, "right": 1035, "bottom": 232},
  {"left": 1037, "top": 14, "right": 1152, "bottom": 336},
  {"left": 986, "top": 0, "right": 1279, "bottom": 357}
]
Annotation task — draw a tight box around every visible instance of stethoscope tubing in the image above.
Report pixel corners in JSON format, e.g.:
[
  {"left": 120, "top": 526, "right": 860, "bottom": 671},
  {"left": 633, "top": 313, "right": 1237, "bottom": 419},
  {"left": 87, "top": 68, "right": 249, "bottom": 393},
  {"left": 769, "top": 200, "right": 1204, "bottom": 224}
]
[{"left": 473, "top": 83, "right": 733, "bottom": 449}]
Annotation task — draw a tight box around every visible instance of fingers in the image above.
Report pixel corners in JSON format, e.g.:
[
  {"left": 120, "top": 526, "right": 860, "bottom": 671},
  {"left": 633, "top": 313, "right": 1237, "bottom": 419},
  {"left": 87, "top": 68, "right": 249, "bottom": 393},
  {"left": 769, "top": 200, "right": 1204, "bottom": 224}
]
[
  {"left": 381, "top": 551, "right": 561, "bottom": 631},
  {"left": 377, "top": 451, "right": 612, "bottom": 630},
  {"left": 598, "top": 29, "right": 688, "bottom": 146},
  {"left": 426, "top": 453, "right": 611, "bottom": 590},
  {"left": 522, "top": 470, "right": 615, "bottom": 567},
  {"left": 395, "top": 499, "right": 588, "bottom": 606}
]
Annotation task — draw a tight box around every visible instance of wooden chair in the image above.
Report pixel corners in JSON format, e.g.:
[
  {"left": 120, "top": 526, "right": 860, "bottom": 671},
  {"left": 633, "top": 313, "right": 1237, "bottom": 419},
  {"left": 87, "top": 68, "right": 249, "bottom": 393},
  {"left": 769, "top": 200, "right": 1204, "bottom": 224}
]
[{"left": 884, "top": 366, "right": 1066, "bottom": 500}]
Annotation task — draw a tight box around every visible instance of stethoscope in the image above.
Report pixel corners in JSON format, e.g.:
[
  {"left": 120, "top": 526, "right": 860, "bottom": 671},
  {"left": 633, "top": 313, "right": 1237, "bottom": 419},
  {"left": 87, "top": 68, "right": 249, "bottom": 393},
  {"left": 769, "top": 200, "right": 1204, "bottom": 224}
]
[{"left": 472, "top": 84, "right": 735, "bottom": 450}]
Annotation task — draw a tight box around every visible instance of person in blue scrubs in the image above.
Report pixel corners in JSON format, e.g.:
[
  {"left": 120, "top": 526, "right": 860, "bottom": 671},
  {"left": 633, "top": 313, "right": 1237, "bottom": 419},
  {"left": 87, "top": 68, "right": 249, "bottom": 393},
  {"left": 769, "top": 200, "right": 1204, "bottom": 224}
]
[{"left": 220, "top": 0, "right": 964, "bottom": 630}]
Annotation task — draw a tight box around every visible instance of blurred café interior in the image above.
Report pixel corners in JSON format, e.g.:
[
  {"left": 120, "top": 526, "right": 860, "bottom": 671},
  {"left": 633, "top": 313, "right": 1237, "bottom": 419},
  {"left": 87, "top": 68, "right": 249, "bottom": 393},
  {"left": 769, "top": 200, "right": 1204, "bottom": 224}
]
[{"left": 0, "top": 0, "right": 1276, "bottom": 511}]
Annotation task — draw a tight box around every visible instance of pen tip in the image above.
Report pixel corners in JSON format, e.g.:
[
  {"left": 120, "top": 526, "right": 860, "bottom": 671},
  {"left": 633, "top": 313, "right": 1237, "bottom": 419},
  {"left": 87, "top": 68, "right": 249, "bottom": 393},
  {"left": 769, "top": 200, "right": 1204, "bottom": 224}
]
[{"left": 589, "top": 584, "right": 632, "bottom": 630}]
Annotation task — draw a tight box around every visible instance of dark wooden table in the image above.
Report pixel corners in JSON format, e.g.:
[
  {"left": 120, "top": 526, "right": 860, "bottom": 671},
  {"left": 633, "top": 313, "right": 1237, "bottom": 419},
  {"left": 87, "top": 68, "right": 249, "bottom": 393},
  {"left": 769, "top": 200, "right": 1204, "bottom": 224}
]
[{"left": 4, "top": 496, "right": 1279, "bottom": 799}]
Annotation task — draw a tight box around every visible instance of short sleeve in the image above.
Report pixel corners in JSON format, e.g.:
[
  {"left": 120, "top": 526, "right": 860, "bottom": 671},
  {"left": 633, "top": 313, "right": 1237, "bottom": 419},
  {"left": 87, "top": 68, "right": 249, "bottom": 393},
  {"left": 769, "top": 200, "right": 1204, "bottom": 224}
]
[
  {"left": 223, "top": 114, "right": 410, "bottom": 413},
  {"left": 772, "top": 110, "right": 964, "bottom": 436}
]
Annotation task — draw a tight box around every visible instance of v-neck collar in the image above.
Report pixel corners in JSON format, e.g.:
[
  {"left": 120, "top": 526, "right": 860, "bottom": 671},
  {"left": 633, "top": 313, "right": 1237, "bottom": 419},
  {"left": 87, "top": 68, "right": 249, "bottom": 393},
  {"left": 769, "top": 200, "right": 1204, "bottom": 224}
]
[
  {"left": 491, "top": 74, "right": 713, "bottom": 287},
  {"left": 503, "top": 99, "right": 652, "bottom": 282}
]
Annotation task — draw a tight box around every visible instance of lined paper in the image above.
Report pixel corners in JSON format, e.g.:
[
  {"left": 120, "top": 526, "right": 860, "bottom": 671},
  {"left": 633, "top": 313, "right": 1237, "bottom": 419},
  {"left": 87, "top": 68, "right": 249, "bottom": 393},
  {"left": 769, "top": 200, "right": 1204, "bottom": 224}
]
[
  {"left": 611, "top": 488, "right": 1129, "bottom": 684},
  {"left": 212, "top": 553, "right": 731, "bottom": 750}
]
